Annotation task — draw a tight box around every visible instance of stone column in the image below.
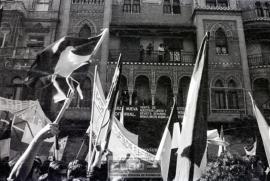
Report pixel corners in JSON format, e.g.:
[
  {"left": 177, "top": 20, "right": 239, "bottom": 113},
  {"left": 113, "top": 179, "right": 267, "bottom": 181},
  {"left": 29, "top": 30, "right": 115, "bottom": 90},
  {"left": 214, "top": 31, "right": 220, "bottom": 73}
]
[
  {"left": 55, "top": 0, "right": 71, "bottom": 39},
  {"left": 100, "top": 0, "right": 113, "bottom": 89},
  {"left": 128, "top": 90, "right": 133, "bottom": 106},
  {"left": 151, "top": 89, "right": 156, "bottom": 106}
]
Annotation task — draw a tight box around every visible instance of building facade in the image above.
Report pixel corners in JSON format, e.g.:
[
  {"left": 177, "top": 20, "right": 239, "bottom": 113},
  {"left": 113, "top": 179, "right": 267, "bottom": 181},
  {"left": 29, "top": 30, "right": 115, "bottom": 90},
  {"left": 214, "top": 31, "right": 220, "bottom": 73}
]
[{"left": 0, "top": 0, "right": 270, "bottom": 160}]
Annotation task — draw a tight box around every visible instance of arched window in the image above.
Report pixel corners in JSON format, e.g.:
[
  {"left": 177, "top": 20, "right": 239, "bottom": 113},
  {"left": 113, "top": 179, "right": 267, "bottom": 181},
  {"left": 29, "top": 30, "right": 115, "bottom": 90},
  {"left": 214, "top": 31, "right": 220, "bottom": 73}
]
[
  {"left": 119, "top": 75, "right": 129, "bottom": 106},
  {"left": 133, "top": 75, "right": 151, "bottom": 106},
  {"left": 163, "top": 0, "right": 181, "bottom": 14},
  {"left": 123, "top": 0, "right": 132, "bottom": 13},
  {"left": 227, "top": 80, "right": 239, "bottom": 109},
  {"left": 156, "top": 76, "right": 173, "bottom": 107},
  {"left": 213, "top": 80, "right": 226, "bottom": 109},
  {"left": 177, "top": 77, "right": 190, "bottom": 107},
  {"left": 79, "top": 24, "right": 92, "bottom": 38},
  {"left": 264, "top": 2, "right": 270, "bottom": 17},
  {"left": 255, "top": 1, "right": 264, "bottom": 17},
  {"left": 215, "top": 28, "right": 228, "bottom": 54}
]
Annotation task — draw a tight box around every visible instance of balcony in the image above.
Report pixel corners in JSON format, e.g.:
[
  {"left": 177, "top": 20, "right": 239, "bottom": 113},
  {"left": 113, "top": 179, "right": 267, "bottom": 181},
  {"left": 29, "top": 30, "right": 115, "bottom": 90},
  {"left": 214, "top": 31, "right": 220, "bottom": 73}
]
[
  {"left": 109, "top": 49, "right": 195, "bottom": 64},
  {"left": 27, "top": 10, "right": 59, "bottom": 20},
  {"left": 242, "top": 9, "right": 270, "bottom": 23},
  {"left": 248, "top": 53, "right": 270, "bottom": 67},
  {"left": 0, "top": 47, "right": 42, "bottom": 70}
]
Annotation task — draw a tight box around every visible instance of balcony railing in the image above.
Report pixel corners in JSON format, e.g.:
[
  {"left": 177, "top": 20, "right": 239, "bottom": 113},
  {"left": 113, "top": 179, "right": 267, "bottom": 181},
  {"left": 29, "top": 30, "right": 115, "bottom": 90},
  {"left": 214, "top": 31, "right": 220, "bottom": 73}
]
[
  {"left": 248, "top": 53, "right": 270, "bottom": 67},
  {"left": 242, "top": 9, "right": 270, "bottom": 22},
  {"left": 0, "top": 47, "right": 43, "bottom": 59},
  {"left": 109, "top": 49, "right": 195, "bottom": 64}
]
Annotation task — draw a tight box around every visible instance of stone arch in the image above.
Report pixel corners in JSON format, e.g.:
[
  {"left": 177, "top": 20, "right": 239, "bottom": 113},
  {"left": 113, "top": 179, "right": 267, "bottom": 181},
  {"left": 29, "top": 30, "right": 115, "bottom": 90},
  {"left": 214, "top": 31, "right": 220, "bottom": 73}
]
[
  {"left": 226, "top": 76, "right": 242, "bottom": 88},
  {"left": 253, "top": 78, "right": 270, "bottom": 107},
  {"left": 209, "top": 23, "right": 233, "bottom": 40},
  {"left": 134, "top": 73, "right": 151, "bottom": 86},
  {"left": 211, "top": 76, "right": 225, "bottom": 87},
  {"left": 155, "top": 76, "right": 173, "bottom": 107},
  {"left": 74, "top": 19, "right": 97, "bottom": 36},
  {"left": 119, "top": 75, "right": 129, "bottom": 106},
  {"left": 133, "top": 75, "right": 151, "bottom": 106},
  {"left": 155, "top": 74, "right": 173, "bottom": 86},
  {"left": 177, "top": 76, "right": 191, "bottom": 107}
]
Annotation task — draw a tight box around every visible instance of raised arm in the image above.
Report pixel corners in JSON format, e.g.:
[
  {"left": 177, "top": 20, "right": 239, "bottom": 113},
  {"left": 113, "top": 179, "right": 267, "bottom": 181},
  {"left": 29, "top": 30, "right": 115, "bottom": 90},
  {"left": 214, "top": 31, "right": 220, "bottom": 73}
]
[{"left": 8, "top": 123, "right": 59, "bottom": 181}]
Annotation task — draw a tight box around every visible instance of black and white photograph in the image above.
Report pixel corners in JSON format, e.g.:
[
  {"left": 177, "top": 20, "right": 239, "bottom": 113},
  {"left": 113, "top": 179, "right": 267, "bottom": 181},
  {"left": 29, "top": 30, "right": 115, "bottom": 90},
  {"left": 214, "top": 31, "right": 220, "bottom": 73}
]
[{"left": 0, "top": 0, "right": 270, "bottom": 180}]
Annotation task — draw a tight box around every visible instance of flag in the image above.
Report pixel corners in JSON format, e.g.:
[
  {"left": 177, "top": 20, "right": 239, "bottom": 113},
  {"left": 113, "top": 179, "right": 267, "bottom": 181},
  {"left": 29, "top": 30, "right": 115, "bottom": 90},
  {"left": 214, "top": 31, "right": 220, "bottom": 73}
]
[
  {"left": 249, "top": 92, "right": 270, "bottom": 165},
  {"left": 50, "top": 136, "right": 68, "bottom": 161},
  {"left": 0, "top": 111, "right": 13, "bottom": 159},
  {"left": 108, "top": 117, "right": 154, "bottom": 161},
  {"left": 26, "top": 29, "right": 108, "bottom": 102},
  {"left": 0, "top": 97, "right": 52, "bottom": 156},
  {"left": 155, "top": 101, "right": 181, "bottom": 181},
  {"left": 218, "top": 125, "right": 226, "bottom": 157},
  {"left": 175, "top": 32, "right": 209, "bottom": 181},
  {"left": 207, "top": 129, "right": 229, "bottom": 147},
  {"left": 244, "top": 137, "right": 257, "bottom": 156},
  {"left": 88, "top": 56, "right": 121, "bottom": 169}
]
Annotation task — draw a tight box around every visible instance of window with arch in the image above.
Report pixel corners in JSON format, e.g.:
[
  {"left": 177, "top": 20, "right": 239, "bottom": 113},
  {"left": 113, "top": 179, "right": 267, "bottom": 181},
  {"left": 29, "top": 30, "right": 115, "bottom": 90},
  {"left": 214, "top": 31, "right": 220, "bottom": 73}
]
[
  {"left": 255, "top": 1, "right": 264, "bottom": 17},
  {"left": 215, "top": 28, "right": 228, "bottom": 55},
  {"left": 264, "top": 2, "right": 270, "bottom": 17},
  {"left": 227, "top": 79, "right": 239, "bottom": 109},
  {"left": 78, "top": 24, "right": 92, "bottom": 38},
  {"left": 123, "top": 0, "right": 140, "bottom": 13},
  {"left": 212, "top": 80, "right": 226, "bottom": 109},
  {"left": 206, "top": 0, "right": 228, "bottom": 7},
  {"left": 163, "top": 0, "right": 181, "bottom": 14}
]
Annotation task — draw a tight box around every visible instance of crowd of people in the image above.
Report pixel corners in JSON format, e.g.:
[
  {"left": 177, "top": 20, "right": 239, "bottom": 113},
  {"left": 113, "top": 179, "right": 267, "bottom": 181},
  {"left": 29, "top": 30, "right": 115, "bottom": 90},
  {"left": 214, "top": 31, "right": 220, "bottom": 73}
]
[{"left": 0, "top": 124, "right": 111, "bottom": 181}]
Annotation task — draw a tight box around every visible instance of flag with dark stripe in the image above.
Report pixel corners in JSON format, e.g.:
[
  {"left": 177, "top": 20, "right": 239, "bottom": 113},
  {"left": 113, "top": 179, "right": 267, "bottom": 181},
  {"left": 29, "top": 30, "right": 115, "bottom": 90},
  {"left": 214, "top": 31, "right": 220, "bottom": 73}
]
[
  {"left": 155, "top": 100, "right": 181, "bottom": 181},
  {"left": 26, "top": 29, "right": 108, "bottom": 102},
  {"left": 175, "top": 32, "right": 209, "bottom": 181}
]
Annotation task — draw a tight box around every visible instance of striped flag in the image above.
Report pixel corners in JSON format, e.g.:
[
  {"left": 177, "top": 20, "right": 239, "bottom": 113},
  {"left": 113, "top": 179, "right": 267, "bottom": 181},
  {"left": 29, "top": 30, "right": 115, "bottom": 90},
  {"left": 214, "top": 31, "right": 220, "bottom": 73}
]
[
  {"left": 26, "top": 29, "right": 108, "bottom": 102},
  {"left": 175, "top": 32, "right": 209, "bottom": 181},
  {"left": 249, "top": 92, "right": 270, "bottom": 165},
  {"left": 155, "top": 100, "right": 181, "bottom": 181}
]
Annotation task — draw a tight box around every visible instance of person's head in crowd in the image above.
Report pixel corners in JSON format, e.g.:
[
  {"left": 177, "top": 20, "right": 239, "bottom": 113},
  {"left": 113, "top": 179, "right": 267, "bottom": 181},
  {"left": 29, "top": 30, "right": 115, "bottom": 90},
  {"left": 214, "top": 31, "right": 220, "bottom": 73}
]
[
  {"left": 26, "top": 157, "right": 42, "bottom": 181},
  {"left": 47, "top": 161, "right": 67, "bottom": 181},
  {"left": 67, "top": 159, "right": 87, "bottom": 180}
]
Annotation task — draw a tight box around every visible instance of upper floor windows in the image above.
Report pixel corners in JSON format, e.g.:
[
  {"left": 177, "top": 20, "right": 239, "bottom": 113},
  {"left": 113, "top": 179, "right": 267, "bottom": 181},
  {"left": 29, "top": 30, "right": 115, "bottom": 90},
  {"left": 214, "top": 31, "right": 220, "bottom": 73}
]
[
  {"left": 215, "top": 28, "right": 228, "bottom": 55},
  {"left": 163, "top": 0, "right": 181, "bottom": 14},
  {"left": 255, "top": 1, "right": 270, "bottom": 17},
  {"left": 123, "top": 0, "right": 140, "bottom": 13},
  {"left": 206, "top": 0, "right": 229, "bottom": 7},
  {"left": 72, "top": 0, "right": 104, "bottom": 4},
  {"left": 35, "top": 0, "right": 51, "bottom": 11}
]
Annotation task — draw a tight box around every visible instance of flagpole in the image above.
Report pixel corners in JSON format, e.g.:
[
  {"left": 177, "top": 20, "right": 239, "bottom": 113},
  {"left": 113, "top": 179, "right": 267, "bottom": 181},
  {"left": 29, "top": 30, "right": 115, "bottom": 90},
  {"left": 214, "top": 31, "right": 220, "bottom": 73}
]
[
  {"left": 88, "top": 54, "right": 121, "bottom": 171},
  {"left": 53, "top": 89, "right": 74, "bottom": 160},
  {"left": 87, "top": 66, "right": 98, "bottom": 171}
]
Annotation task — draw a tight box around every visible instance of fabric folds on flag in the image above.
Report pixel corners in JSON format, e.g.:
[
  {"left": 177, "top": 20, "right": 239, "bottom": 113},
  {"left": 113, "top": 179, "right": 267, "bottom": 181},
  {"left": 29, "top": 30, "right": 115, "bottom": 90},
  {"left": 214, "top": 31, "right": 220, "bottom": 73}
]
[
  {"left": 175, "top": 33, "right": 209, "bottom": 181},
  {"left": 155, "top": 101, "right": 180, "bottom": 181},
  {"left": 0, "top": 111, "right": 12, "bottom": 159},
  {"left": 249, "top": 93, "right": 270, "bottom": 165},
  {"left": 26, "top": 29, "right": 108, "bottom": 102}
]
